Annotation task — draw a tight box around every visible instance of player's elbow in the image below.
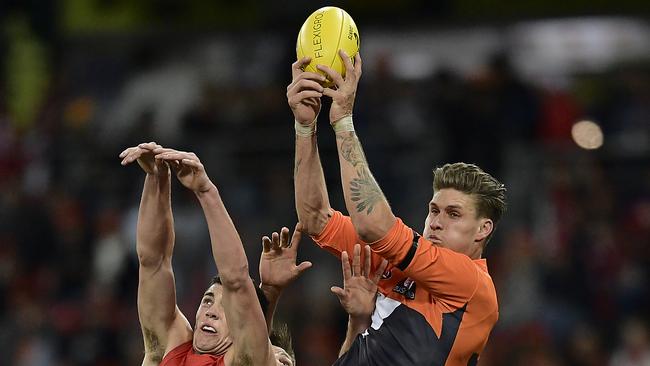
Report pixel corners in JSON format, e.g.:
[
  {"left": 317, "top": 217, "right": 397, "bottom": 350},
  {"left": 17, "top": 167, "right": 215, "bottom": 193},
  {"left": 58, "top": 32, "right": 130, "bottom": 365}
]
[
  {"left": 217, "top": 264, "right": 251, "bottom": 290},
  {"left": 351, "top": 216, "right": 394, "bottom": 244},
  {"left": 137, "top": 249, "right": 166, "bottom": 269},
  {"left": 297, "top": 204, "right": 331, "bottom": 236}
]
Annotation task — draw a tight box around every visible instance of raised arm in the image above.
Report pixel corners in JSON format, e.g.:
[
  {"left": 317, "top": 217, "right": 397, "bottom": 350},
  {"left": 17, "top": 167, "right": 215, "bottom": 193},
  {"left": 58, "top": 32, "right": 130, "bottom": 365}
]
[
  {"left": 259, "top": 224, "right": 312, "bottom": 330},
  {"left": 119, "top": 142, "right": 192, "bottom": 365},
  {"left": 318, "top": 51, "right": 396, "bottom": 243},
  {"left": 288, "top": 57, "right": 334, "bottom": 236},
  {"left": 154, "top": 148, "right": 274, "bottom": 365}
]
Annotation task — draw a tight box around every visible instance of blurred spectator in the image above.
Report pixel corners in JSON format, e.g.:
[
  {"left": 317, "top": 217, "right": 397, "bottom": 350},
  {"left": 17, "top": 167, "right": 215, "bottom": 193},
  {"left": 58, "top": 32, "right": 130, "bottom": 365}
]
[{"left": 609, "top": 319, "right": 650, "bottom": 366}]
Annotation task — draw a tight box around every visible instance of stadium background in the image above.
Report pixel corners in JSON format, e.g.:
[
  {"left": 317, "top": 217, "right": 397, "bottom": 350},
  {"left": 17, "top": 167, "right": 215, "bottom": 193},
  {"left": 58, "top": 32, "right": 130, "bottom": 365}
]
[{"left": 1, "top": 1, "right": 649, "bottom": 365}]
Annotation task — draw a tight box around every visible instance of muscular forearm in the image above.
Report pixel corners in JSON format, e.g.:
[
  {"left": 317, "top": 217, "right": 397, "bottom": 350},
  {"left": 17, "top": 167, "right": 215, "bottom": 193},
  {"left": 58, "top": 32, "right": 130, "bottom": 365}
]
[
  {"left": 334, "top": 129, "right": 395, "bottom": 243},
  {"left": 339, "top": 316, "right": 371, "bottom": 357},
  {"left": 195, "top": 183, "right": 250, "bottom": 287},
  {"left": 294, "top": 135, "right": 332, "bottom": 235},
  {"left": 137, "top": 173, "right": 174, "bottom": 265}
]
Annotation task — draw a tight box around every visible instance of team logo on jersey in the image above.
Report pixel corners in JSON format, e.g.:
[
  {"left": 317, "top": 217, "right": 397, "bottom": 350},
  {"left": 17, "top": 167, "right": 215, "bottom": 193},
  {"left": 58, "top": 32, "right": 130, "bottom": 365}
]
[{"left": 393, "top": 277, "right": 416, "bottom": 300}]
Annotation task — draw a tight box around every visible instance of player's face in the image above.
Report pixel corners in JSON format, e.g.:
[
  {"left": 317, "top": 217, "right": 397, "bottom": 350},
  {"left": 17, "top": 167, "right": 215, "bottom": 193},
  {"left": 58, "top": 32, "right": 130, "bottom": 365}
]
[
  {"left": 423, "top": 188, "right": 490, "bottom": 256},
  {"left": 193, "top": 284, "right": 232, "bottom": 354}
]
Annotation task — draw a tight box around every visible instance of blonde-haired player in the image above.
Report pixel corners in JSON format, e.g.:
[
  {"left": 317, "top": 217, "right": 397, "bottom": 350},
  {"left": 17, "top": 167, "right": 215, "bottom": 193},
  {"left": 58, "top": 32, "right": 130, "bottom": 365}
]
[{"left": 288, "top": 51, "right": 507, "bottom": 365}]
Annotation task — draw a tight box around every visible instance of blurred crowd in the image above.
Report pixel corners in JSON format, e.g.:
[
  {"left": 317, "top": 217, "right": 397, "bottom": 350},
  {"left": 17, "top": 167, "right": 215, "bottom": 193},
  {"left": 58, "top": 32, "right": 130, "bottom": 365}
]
[{"left": 1, "top": 4, "right": 650, "bottom": 366}]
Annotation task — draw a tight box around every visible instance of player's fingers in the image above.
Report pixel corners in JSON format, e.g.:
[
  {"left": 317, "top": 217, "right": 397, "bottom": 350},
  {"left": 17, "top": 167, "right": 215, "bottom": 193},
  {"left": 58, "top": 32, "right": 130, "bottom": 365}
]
[
  {"left": 155, "top": 151, "right": 195, "bottom": 162},
  {"left": 339, "top": 50, "right": 355, "bottom": 79},
  {"left": 121, "top": 149, "right": 142, "bottom": 165},
  {"left": 262, "top": 236, "right": 272, "bottom": 253},
  {"left": 288, "top": 224, "right": 302, "bottom": 249},
  {"left": 180, "top": 158, "right": 204, "bottom": 172},
  {"left": 271, "top": 231, "right": 281, "bottom": 250},
  {"left": 168, "top": 159, "right": 182, "bottom": 172},
  {"left": 288, "top": 91, "right": 323, "bottom": 106},
  {"left": 341, "top": 251, "right": 352, "bottom": 281},
  {"left": 296, "top": 261, "right": 313, "bottom": 274},
  {"left": 354, "top": 52, "right": 362, "bottom": 77},
  {"left": 153, "top": 148, "right": 191, "bottom": 160},
  {"left": 372, "top": 259, "right": 389, "bottom": 284},
  {"left": 287, "top": 73, "right": 326, "bottom": 94},
  {"left": 152, "top": 147, "right": 177, "bottom": 154},
  {"left": 363, "top": 245, "right": 372, "bottom": 277},
  {"left": 331, "top": 286, "right": 345, "bottom": 298},
  {"left": 118, "top": 146, "right": 134, "bottom": 158},
  {"left": 294, "top": 71, "right": 327, "bottom": 83},
  {"left": 302, "top": 97, "right": 320, "bottom": 107},
  {"left": 154, "top": 152, "right": 182, "bottom": 161},
  {"left": 289, "top": 79, "right": 324, "bottom": 94},
  {"left": 120, "top": 153, "right": 131, "bottom": 165},
  {"left": 122, "top": 147, "right": 141, "bottom": 160},
  {"left": 138, "top": 142, "right": 159, "bottom": 150},
  {"left": 292, "top": 57, "right": 312, "bottom": 79},
  {"left": 321, "top": 87, "right": 339, "bottom": 99},
  {"left": 155, "top": 158, "right": 169, "bottom": 171},
  {"left": 352, "top": 244, "right": 361, "bottom": 277},
  {"left": 316, "top": 64, "right": 344, "bottom": 87},
  {"left": 276, "top": 352, "right": 292, "bottom": 366},
  {"left": 280, "top": 227, "right": 290, "bottom": 248}
]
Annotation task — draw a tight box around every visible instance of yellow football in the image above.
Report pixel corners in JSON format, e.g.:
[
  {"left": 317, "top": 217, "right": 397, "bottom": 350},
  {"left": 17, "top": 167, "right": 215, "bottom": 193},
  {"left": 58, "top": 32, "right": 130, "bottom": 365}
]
[{"left": 296, "top": 6, "right": 360, "bottom": 87}]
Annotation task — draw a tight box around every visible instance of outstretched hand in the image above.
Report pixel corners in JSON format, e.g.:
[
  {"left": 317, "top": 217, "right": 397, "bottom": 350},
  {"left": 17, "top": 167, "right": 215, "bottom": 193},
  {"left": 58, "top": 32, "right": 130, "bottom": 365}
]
[
  {"left": 318, "top": 50, "right": 362, "bottom": 123},
  {"left": 153, "top": 148, "right": 213, "bottom": 193},
  {"left": 259, "top": 223, "right": 312, "bottom": 295},
  {"left": 331, "top": 244, "right": 388, "bottom": 321},
  {"left": 119, "top": 142, "right": 169, "bottom": 176},
  {"left": 287, "top": 57, "right": 325, "bottom": 125}
]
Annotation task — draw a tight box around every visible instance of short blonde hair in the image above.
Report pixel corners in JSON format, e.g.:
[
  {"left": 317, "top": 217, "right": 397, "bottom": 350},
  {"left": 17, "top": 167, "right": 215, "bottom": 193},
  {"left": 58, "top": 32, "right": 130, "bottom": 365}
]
[{"left": 433, "top": 163, "right": 507, "bottom": 241}]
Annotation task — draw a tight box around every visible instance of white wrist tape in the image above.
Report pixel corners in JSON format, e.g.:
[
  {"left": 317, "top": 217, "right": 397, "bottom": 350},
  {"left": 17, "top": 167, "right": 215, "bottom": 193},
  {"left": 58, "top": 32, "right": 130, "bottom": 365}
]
[
  {"left": 331, "top": 115, "right": 354, "bottom": 133},
  {"left": 295, "top": 118, "right": 317, "bottom": 137}
]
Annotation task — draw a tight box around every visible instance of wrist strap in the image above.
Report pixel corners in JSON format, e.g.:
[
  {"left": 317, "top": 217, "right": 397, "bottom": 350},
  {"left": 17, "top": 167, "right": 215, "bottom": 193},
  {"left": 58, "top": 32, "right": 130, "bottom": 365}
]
[
  {"left": 331, "top": 115, "right": 354, "bottom": 133},
  {"left": 295, "top": 118, "right": 317, "bottom": 137}
]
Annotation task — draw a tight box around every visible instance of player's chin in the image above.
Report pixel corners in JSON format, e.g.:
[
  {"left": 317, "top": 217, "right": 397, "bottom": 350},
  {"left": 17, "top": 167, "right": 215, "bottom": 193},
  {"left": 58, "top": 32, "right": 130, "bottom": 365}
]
[{"left": 193, "top": 335, "right": 221, "bottom": 353}]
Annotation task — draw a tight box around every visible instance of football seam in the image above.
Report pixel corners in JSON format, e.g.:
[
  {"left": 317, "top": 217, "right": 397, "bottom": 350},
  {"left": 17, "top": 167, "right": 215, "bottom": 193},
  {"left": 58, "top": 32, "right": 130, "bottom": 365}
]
[{"left": 332, "top": 8, "right": 346, "bottom": 72}]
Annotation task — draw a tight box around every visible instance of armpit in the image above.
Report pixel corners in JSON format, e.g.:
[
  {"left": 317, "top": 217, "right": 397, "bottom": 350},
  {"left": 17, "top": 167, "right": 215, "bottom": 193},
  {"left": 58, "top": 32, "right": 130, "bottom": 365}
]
[
  {"left": 233, "top": 353, "right": 254, "bottom": 366},
  {"left": 143, "top": 327, "right": 164, "bottom": 363}
]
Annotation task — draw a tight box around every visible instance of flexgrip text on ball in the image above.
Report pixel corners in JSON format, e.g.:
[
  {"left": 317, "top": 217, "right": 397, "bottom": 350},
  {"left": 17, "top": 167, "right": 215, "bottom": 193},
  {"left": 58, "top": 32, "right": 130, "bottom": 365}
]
[{"left": 296, "top": 7, "right": 360, "bottom": 87}]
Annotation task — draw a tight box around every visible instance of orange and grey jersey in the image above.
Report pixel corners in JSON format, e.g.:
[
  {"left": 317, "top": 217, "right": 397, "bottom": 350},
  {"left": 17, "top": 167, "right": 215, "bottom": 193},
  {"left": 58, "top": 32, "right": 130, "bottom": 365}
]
[{"left": 313, "top": 211, "right": 499, "bottom": 366}]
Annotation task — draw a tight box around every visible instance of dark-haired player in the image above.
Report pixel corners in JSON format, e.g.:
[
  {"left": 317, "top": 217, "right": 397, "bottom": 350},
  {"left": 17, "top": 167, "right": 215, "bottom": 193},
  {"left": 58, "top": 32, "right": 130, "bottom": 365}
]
[{"left": 120, "top": 143, "right": 308, "bottom": 366}]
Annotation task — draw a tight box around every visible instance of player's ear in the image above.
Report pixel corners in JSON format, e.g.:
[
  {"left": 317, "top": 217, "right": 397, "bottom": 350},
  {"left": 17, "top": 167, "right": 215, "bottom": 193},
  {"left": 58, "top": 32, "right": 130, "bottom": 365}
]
[{"left": 475, "top": 218, "right": 493, "bottom": 242}]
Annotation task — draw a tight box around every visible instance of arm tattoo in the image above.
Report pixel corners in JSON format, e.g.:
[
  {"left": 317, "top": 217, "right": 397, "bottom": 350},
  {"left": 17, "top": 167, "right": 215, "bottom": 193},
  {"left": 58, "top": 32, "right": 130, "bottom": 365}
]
[
  {"left": 350, "top": 168, "right": 383, "bottom": 214},
  {"left": 339, "top": 132, "right": 367, "bottom": 167},
  {"left": 143, "top": 327, "right": 163, "bottom": 362},
  {"left": 337, "top": 133, "right": 384, "bottom": 215}
]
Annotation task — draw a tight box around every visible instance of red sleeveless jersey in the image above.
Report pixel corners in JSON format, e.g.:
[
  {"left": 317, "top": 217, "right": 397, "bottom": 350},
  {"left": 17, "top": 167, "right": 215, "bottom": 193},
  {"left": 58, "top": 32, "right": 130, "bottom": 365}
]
[{"left": 160, "top": 342, "right": 226, "bottom": 366}]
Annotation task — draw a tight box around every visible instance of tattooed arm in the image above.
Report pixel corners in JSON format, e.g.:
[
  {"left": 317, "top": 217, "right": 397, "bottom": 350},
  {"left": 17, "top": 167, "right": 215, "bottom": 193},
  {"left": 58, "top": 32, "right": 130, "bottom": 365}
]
[{"left": 319, "top": 51, "right": 396, "bottom": 243}]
